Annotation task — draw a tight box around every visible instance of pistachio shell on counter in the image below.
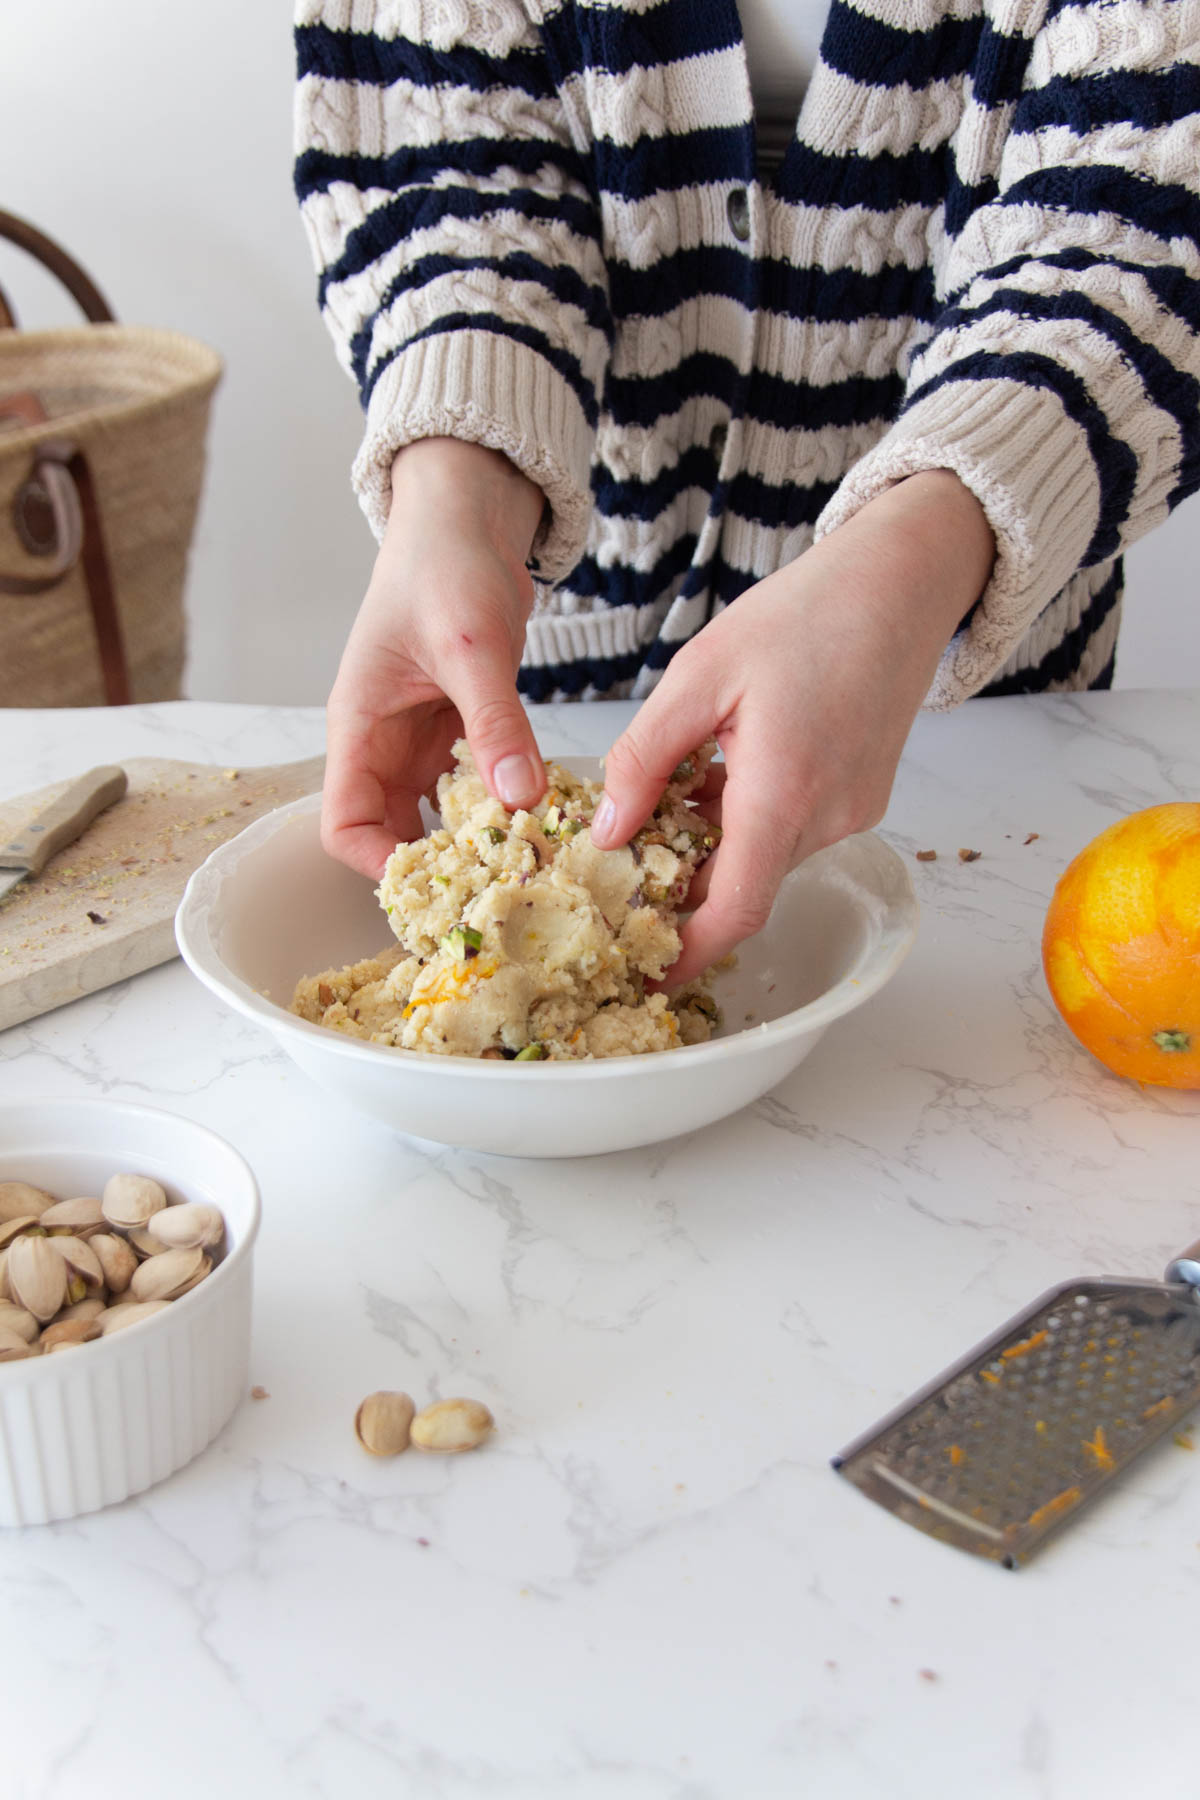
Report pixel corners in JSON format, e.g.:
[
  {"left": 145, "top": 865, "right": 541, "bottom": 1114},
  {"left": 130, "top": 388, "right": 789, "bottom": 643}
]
[
  {"left": 354, "top": 1391, "right": 416, "bottom": 1456},
  {"left": 409, "top": 1398, "right": 494, "bottom": 1454}
]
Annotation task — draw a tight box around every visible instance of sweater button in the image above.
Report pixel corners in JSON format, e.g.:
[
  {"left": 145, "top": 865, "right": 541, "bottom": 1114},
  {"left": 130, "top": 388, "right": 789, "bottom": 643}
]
[
  {"left": 708, "top": 422, "right": 728, "bottom": 463},
  {"left": 726, "top": 187, "right": 751, "bottom": 242}
]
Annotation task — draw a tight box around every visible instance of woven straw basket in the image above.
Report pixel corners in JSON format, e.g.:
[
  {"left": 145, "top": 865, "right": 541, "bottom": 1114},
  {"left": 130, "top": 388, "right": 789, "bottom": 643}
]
[{"left": 0, "top": 213, "right": 221, "bottom": 707}]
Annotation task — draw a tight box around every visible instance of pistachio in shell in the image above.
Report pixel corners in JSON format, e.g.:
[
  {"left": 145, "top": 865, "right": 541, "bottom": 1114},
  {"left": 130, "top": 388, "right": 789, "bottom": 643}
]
[
  {"left": 354, "top": 1391, "right": 416, "bottom": 1456},
  {"left": 98, "top": 1300, "right": 172, "bottom": 1335},
  {"left": 101, "top": 1173, "right": 167, "bottom": 1231},
  {"left": 0, "top": 1216, "right": 44, "bottom": 1253},
  {"left": 129, "top": 1245, "right": 206, "bottom": 1304},
  {"left": 90, "top": 1232, "right": 138, "bottom": 1294},
  {"left": 39, "top": 1196, "right": 105, "bottom": 1237},
  {"left": 0, "top": 1181, "right": 55, "bottom": 1224},
  {"left": 409, "top": 1398, "right": 494, "bottom": 1454},
  {"left": 0, "top": 1325, "right": 39, "bottom": 1362},
  {"left": 58, "top": 1296, "right": 107, "bottom": 1324},
  {"left": 6, "top": 1235, "right": 68, "bottom": 1323},
  {"left": 0, "top": 1302, "right": 39, "bottom": 1344},
  {"left": 39, "top": 1317, "right": 101, "bottom": 1351},
  {"left": 49, "top": 1234, "right": 105, "bottom": 1299},
  {"left": 125, "top": 1226, "right": 168, "bottom": 1259},
  {"left": 146, "top": 1202, "right": 225, "bottom": 1252}
]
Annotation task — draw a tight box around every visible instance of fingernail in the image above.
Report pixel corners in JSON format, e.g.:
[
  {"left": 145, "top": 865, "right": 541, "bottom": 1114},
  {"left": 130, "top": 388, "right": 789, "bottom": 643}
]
[
  {"left": 591, "top": 795, "right": 616, "bottom": 844},
  {"left": 493, "top": 753, "right": 538, "bottom": 808}
]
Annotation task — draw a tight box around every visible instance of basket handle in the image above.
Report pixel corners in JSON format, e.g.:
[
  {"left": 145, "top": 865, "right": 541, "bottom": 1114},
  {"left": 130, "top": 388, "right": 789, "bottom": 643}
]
[{"left": 0, "top": 209, "right": 115, "bottom": 328}]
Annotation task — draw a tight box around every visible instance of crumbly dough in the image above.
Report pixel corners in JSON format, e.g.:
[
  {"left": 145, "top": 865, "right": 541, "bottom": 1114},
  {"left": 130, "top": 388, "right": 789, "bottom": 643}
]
[{"left": 291, "top": 741, "right": 722, "bottom": 1060}]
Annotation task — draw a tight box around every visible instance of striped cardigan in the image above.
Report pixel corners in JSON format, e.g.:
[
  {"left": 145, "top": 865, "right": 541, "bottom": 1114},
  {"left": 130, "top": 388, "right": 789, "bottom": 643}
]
[{"left": 294, "top": 0, "right": 1200, "bottom": 705}]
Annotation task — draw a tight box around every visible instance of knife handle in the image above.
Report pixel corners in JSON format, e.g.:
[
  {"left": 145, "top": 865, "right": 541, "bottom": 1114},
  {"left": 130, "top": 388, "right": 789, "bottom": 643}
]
[{"left": 0, "top": 765, "right": 128, "bottom": 874}]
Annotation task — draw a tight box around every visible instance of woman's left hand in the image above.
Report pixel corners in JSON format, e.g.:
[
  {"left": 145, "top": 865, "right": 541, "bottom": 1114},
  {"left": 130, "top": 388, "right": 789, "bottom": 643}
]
[{"left": 589, "top": 470, "right": 996, "bottom": 985}]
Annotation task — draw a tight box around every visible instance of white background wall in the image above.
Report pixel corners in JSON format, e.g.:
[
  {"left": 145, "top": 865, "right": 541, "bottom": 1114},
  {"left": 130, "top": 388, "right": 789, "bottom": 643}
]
[{"left": 3, "top": 0, "right": 1198, "bottom": 704}]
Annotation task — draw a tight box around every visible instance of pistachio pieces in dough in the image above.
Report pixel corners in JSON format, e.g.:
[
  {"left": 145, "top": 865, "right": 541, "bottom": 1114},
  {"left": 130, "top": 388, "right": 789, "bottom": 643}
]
[{"left": 292, "top": 741, "right": 723, "bottom": 1060}]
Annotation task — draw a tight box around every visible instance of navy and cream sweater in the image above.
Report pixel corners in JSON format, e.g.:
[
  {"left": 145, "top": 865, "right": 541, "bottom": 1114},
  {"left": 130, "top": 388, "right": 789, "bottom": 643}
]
[{"left": 294, "top": 0, "right": 1200, "bottom": 704}]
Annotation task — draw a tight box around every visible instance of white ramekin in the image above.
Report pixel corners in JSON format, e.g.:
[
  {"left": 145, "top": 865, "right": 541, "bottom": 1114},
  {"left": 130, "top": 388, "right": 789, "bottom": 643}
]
[{"left": 0, "top": 1097, "right": 260, "bottom": 1526}]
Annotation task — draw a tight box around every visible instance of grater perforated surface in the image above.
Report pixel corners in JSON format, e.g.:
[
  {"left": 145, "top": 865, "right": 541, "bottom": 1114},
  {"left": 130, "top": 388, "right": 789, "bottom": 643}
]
[{"left": 834, "top": 1278, "right": 1200, "bottom": 1566}]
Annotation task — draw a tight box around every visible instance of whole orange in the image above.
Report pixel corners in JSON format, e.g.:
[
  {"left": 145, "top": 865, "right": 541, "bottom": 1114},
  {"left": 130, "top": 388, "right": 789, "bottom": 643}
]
[{"left": 1042, "top": 802, "right": 1200, "bottom": 1088}]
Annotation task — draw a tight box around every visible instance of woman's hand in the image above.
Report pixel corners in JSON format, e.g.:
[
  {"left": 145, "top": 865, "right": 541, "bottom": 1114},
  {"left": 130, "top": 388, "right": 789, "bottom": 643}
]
[
  {"left": 322, "top": 438, "right": 548, "bottom": 878},
  {"left": 590, "top": 470, "right": 996, "bottom": 984}
]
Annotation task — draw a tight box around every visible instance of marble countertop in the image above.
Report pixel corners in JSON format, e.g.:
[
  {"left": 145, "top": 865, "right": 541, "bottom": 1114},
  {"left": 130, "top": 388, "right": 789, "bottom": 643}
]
[{"left": 3, "top": 692, "right": 1200, "bottom": 1800}]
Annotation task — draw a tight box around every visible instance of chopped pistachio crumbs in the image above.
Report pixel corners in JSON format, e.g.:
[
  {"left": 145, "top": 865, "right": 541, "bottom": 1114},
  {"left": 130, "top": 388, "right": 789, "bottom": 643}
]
[{"left": 291, "top": 742, "right": 723, "bottom": 1060}]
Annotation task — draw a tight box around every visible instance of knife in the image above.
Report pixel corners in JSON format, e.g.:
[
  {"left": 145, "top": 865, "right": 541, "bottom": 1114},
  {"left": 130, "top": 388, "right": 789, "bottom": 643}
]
[{"left": 0, "top": 765, "right": 128, "bottom": 903}]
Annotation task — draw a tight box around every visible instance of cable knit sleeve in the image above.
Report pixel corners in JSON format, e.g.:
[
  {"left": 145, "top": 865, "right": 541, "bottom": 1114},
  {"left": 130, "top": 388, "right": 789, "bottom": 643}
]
[
  {"left": 814, "top": 0, "right": 1200, "bottom": 707},
  {"left": 293, "top": 0, "right": 612, "bottom": 579}
]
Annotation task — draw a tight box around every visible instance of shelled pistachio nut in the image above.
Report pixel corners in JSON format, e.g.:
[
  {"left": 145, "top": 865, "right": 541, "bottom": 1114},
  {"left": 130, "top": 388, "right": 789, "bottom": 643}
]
[
  {"left": 409, "top": 1398, "right": 494, "bottom": 1453},
  {"left": 0, "top": 1182, "right": 54, "bottom": 1224},
  {"left": 101, "top": 1173, "right": 167, "bottom": 1230},
  {"left": 39, "top": 1196, "right": 105, "bottom": 1237},
  {"left": 98, "top": 1300, "right": 173, "bottom": 1335},
  {"left": 146, "top": 1202, "right": 225, "bottom": 1252},
  {"left": 6, "top": 1235, "right": 68, "bottom": 1323},
  {"left": 90, "top": 1232, "right": 138, "bottom": 1294},
  {"left": 129, "top": 1245, "right": 208, "bottom": 1304},
  {"left": 354, "top": 1390, "right": 416, "bottom": 1456}
]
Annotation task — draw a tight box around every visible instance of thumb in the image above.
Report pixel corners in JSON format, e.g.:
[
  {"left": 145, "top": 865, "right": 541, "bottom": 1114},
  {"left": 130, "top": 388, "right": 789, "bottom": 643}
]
[{"left": 452, "top": 663, "right": 546, "bottom": 812}]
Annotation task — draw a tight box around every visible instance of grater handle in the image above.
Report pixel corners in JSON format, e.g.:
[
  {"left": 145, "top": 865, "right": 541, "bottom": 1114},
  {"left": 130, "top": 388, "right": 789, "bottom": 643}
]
[{"left": 1164, "top": 1241, "right": 1200, "bottom": 1290}]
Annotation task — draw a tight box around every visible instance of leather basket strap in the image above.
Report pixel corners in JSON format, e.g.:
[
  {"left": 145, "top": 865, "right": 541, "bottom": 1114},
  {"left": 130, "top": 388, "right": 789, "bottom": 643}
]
[{"left": 0, "top": 436, "right": 132, "bottom": 706}]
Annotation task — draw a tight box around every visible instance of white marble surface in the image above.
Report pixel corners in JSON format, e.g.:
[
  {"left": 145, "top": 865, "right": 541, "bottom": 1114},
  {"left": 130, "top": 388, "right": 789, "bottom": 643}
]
[{"left": 2, "top": 692, "right": 1200, "bottom": 1800}]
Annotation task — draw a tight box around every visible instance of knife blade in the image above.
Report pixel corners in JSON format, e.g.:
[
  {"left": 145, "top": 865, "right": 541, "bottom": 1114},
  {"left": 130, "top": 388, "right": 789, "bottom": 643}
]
[{"left": 0, "top": 765, "right": 128, "bottom": 903}]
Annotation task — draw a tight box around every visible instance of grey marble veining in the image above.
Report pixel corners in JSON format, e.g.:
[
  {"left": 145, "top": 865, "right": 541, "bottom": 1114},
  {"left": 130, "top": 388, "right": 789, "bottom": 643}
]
[{"left": 2, "top": 692, "right": 1199, "bottom": 1799}]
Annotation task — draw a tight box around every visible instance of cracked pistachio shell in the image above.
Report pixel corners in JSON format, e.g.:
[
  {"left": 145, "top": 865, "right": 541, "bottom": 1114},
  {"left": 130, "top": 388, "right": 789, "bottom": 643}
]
[
  {"left": 129, "top": 1245, "right": 205, "bottom": 1303},
  {"left": 170, "top": 1254, "right": 212, "bottom": 1298},
  {"left": 40, "top": 1196, "right": 105, "bottom": 1237},
  {"left": 0, "top": 1216, "right": 43, "bottom": 1253},
  {"left": 101, "top": 1173, "right": 167, "bottom": 1230},
  {"left": 98, "top": 1300, "right": 172, "bottom": 1335},
  {"left": 49, "top": 1234, "right": 105, "bottom": 1295},
  {"left": 0, "top": 1325, "right": 39, "bottom": 1362},
  {"left": 7, "top": 1235, "right": 68, "bottom": 1323},
  {"left": 354, "top": 1391, "right": 416, "bottom": 1456},
  {"left": 147, "top": 1202, "right": 225, "bottom": 1252},
  {"left": 39, "top": 1316, "right": 101, "bottom": 1350},
  {"left": 91, "top": 1232, "right": 138, "bottom": 1293},
  {"left": 0, "top": 1181, "right": 55, "bottom": 1224},
  {"left": 0, "top": 1302, "right": 39, "bottom": 1344},
  {"left": 410, "top": 1398, "right": 495, "bottom": 1454}
]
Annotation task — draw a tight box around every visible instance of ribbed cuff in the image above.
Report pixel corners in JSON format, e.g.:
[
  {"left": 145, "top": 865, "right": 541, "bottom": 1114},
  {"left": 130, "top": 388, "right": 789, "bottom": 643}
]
[
  {"left": 814, "top": 376, "right": 1102, "bottom": 709},
  {"left": 351, "top": 329, "right": 597, "bottom": 581}
]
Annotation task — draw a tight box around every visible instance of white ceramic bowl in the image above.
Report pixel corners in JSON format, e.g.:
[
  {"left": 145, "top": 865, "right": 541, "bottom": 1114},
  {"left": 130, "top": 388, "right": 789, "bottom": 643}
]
[
  {"left": 0, "top": 1098, "right": 259, "bottom": 1526},
  {"left": 176, "top": 767, "right": 918, "bottom": 1158}
]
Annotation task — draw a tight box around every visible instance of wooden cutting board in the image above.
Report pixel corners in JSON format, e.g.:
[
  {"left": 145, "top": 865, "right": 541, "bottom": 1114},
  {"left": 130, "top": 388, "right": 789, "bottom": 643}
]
[{"left": 0, "top": 755, "right": 324, "bottom": 1031}]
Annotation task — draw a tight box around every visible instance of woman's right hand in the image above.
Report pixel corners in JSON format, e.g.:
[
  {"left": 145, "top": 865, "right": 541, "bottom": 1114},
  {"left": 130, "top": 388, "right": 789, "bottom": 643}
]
[{"left": 322, "top": 438, "right": 548, "bottom": 879}]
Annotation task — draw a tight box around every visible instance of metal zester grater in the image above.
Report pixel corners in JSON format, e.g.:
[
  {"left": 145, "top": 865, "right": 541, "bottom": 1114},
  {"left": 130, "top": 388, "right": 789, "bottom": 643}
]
[{"left": 833, "top": 1240, "right": 1200, "bottom": 1567}]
